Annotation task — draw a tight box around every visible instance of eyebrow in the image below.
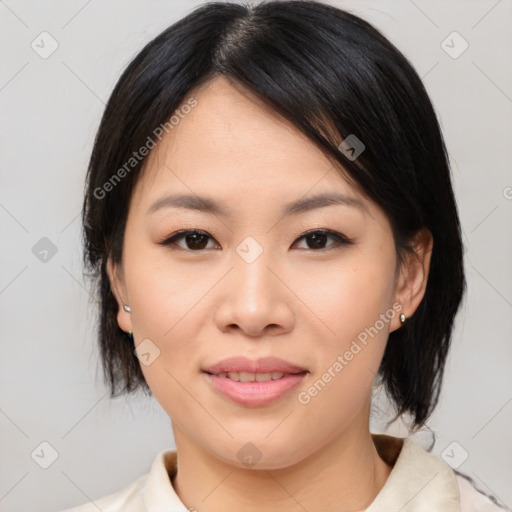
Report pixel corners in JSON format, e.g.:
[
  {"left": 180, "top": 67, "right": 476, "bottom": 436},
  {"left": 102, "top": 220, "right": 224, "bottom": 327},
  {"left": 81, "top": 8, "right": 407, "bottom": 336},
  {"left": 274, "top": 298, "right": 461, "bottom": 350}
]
[{"left": 147, "top": 192, "right": 367, "bottom": 218}]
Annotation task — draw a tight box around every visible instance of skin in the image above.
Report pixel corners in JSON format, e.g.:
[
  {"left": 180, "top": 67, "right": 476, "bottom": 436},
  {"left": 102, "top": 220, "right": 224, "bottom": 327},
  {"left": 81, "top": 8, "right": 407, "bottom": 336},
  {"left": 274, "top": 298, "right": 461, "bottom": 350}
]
[{"left": 107, "top": 76, "right": 433, "bottom": 512}]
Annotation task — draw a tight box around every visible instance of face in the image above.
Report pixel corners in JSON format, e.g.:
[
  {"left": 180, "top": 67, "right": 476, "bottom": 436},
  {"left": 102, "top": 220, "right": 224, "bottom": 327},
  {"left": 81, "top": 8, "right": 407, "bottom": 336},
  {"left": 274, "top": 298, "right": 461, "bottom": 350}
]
[{"left": 108, "top": 76, "right": 427, "bottom": 470}]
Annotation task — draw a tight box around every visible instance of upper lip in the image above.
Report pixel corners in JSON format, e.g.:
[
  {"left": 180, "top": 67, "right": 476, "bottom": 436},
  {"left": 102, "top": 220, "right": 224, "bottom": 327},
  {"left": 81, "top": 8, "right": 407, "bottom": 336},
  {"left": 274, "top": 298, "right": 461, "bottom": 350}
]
[{"left": 203, "top": 356, "right": 308, "bottom": 375}]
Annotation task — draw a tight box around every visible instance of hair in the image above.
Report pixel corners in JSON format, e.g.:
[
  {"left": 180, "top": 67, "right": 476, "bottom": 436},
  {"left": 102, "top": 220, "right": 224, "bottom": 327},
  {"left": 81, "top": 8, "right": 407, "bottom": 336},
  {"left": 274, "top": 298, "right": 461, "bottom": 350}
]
[{"left": 81, "top": 0, "right": 465, "bottom": 429}]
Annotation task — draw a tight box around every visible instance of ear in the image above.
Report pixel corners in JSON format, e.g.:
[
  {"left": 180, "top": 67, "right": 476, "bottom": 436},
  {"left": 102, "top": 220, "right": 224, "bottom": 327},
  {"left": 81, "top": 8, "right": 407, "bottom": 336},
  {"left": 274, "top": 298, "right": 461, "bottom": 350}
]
[
  {"left": 389, "top": 228, "right": 433, "bottom": 333},
  {"left": 106, "top": 256, "right": 133, "bottom": 334}
]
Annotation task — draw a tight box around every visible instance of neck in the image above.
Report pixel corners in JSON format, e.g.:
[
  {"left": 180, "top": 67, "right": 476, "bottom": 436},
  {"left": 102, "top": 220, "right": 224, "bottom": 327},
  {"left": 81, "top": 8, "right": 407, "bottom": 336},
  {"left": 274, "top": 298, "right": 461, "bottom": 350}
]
[{"left": 171, "top": 420, "right": 393, "bottom": 512}]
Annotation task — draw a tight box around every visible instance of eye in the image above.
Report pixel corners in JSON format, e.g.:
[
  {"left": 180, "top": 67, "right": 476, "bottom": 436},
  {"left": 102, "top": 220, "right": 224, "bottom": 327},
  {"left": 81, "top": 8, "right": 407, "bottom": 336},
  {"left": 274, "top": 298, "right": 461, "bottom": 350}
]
[
  {"left": 292, "top": 229, "right": 354, "bottom": 251},
  {"left": 157, "top": 228, "right": 353, "bottom": 252},
  {"left": 157, "top": 229, "right": 219, "bottom": 251}
]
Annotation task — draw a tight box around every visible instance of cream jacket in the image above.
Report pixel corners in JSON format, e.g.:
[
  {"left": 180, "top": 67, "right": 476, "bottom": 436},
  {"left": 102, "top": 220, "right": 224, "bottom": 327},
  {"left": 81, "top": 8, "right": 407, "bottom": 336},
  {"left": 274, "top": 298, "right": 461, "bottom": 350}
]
[{"left": 61, "top": 434, "right": 504, "bottom": 512}]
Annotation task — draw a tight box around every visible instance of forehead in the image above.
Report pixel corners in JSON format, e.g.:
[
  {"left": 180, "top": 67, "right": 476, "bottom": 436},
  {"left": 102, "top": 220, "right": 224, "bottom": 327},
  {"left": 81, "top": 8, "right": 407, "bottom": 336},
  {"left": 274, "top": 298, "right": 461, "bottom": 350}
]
[{"left": 131, "top": 76, "right": 378, "bottom": 224}]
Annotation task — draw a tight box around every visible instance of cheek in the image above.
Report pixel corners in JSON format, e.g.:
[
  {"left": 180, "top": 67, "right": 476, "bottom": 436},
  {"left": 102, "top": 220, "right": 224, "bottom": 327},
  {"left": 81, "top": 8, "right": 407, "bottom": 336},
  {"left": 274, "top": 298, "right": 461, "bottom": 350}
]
[
  {"left": 121, "top": 241, "right": 204, "bottom": 397},
  {"left": 301, "top": 247, "right": 396, "bottom": 342},
  {"left": 300, "top": 245, "right": 396, "bottom": 404},
  {"left": 294, "top": 262, "right": 395, "bottom": 435},
  {"left": 124, "top": 238, "right": 202, "bottom": 331}
]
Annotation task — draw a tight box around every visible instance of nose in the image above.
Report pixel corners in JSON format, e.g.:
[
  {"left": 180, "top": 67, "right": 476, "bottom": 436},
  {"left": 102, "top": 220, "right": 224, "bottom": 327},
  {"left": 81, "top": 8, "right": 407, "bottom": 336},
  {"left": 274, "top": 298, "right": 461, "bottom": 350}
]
[{"left": 214, "top": 248, "right": 295, "bottom": 337}]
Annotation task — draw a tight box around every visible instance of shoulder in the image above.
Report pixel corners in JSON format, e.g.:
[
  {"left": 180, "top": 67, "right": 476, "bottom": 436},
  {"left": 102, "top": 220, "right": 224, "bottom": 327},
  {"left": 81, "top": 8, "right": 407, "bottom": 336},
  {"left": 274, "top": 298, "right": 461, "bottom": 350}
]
[
  {"left": 369, "top": 434, "right": 506, "bottom": 512},
  {"left": 58, "top": 449, "right": 181, "bottom": 512},
  {"left": 456, "top": 472, "right": 507, "bottom": 512},
  {"left": 59, "top": 473, "right": 148, "bottom": 512}
]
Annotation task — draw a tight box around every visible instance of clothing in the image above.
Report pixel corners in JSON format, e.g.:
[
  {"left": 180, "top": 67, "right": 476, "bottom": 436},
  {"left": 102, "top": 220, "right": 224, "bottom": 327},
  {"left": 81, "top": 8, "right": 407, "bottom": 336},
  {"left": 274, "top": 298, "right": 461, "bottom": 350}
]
[{"left": 61, "top": 434, "right": 504, "bottom": 512}]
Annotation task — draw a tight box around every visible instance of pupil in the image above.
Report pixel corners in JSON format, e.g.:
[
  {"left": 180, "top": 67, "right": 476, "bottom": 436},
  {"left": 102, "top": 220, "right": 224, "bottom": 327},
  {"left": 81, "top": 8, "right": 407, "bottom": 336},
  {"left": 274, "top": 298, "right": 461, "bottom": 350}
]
[
  {"left": 187, "top": 233, "right": 207, "bottom": 250},
  {"left": 308, "top": 233, "right": 326, "bottom": 249}
]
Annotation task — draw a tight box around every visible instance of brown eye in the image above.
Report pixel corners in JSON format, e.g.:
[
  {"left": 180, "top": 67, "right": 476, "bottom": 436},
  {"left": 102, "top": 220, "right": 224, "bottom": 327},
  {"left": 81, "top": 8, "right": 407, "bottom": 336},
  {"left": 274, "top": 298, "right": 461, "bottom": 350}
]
[
  {"left": 158, "top": 228, "right": 354, "bottom": 252},
  {"left": 158, "top": 230, "right": 218, "bottom": 251},
  {"left": 293, "top": 229, "right": 354, "bottom": 251}
]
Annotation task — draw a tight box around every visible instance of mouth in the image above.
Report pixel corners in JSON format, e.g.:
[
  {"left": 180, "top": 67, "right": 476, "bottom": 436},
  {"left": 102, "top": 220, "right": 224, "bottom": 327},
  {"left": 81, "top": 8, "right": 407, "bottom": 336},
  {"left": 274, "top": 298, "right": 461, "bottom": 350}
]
[{"left": 204, "top": 370, "right": 308, "bottom": 382}]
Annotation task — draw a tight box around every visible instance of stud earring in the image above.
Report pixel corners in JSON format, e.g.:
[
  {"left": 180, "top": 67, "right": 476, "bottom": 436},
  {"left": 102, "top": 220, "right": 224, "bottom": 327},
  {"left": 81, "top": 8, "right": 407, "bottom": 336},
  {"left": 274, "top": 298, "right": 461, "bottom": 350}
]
[
  {"left": 123, "top": 304, "right": 131, "bottom": 312},
  {"left": 400, "top": 313, "right": 407, "bottom": 324}
]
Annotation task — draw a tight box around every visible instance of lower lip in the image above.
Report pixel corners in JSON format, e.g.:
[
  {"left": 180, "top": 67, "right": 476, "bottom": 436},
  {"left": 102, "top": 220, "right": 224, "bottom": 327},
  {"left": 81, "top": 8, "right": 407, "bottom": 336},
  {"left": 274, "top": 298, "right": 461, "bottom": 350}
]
[{"left": 204, "top": 372, "right": 307, "bottom": 407}]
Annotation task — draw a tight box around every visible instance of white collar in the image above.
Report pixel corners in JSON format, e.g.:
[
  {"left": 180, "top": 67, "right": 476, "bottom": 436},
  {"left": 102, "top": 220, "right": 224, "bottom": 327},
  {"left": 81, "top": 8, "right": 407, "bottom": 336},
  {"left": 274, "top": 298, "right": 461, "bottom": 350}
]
[{"left": 365, "top": 435, "right": 460, "bottom": 511}]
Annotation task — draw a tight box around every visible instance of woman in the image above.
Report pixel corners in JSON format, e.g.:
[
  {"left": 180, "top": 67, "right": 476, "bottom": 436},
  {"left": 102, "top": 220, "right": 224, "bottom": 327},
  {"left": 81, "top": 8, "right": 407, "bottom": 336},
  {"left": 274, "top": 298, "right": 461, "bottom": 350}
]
[{"left": 63, "top": 1, "right": 504, "bottom": 510}]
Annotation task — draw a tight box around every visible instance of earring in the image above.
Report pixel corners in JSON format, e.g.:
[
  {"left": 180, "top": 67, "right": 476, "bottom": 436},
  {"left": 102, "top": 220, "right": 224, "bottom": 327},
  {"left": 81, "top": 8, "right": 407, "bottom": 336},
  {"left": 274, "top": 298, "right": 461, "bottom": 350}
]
[
  {"left": 127, "top": 331, "right": 133, "bottom": 341},
  {"left": 123, "top": 304, "right": 131, "bottom": 312},
  {"left": 400, "top": 313, "right": 407, "bottom": 324}
]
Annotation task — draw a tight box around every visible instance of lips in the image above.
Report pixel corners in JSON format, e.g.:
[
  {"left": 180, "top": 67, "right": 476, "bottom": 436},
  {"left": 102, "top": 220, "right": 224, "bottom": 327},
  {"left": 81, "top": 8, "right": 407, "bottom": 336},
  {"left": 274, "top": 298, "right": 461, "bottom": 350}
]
[
  {"left": 202, "top": 356, "right": 308, "bottom": 406},
  {"left": 202, "top": 356, "right": 308, "bottom": 376},
  {"left": 204, "top": 372, "right": 308, "bottom": 407}
]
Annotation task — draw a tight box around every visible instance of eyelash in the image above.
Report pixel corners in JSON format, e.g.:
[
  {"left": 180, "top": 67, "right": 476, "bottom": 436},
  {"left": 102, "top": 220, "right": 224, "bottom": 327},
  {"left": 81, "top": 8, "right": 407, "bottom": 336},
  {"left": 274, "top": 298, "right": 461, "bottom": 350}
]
[{"left": 157, "top": 227, "right": 355, "bottom": 252}]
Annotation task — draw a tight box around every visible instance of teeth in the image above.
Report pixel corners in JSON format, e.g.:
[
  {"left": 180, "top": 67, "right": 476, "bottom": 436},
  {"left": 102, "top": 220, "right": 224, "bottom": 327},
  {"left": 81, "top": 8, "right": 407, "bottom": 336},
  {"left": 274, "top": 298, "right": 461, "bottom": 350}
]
[
  {"left": 228, "top": 371, "right": 240, "bottom": 381},
  {"left": 214, "top": 371, "right": 287, "bottom": 381}
]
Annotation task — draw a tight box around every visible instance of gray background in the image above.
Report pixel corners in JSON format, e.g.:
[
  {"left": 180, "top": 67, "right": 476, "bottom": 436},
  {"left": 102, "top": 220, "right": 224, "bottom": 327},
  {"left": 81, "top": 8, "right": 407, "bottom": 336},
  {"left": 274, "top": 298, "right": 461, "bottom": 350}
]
[{"left": 0, "top": 1, "right": 511, "bottom": 511}]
